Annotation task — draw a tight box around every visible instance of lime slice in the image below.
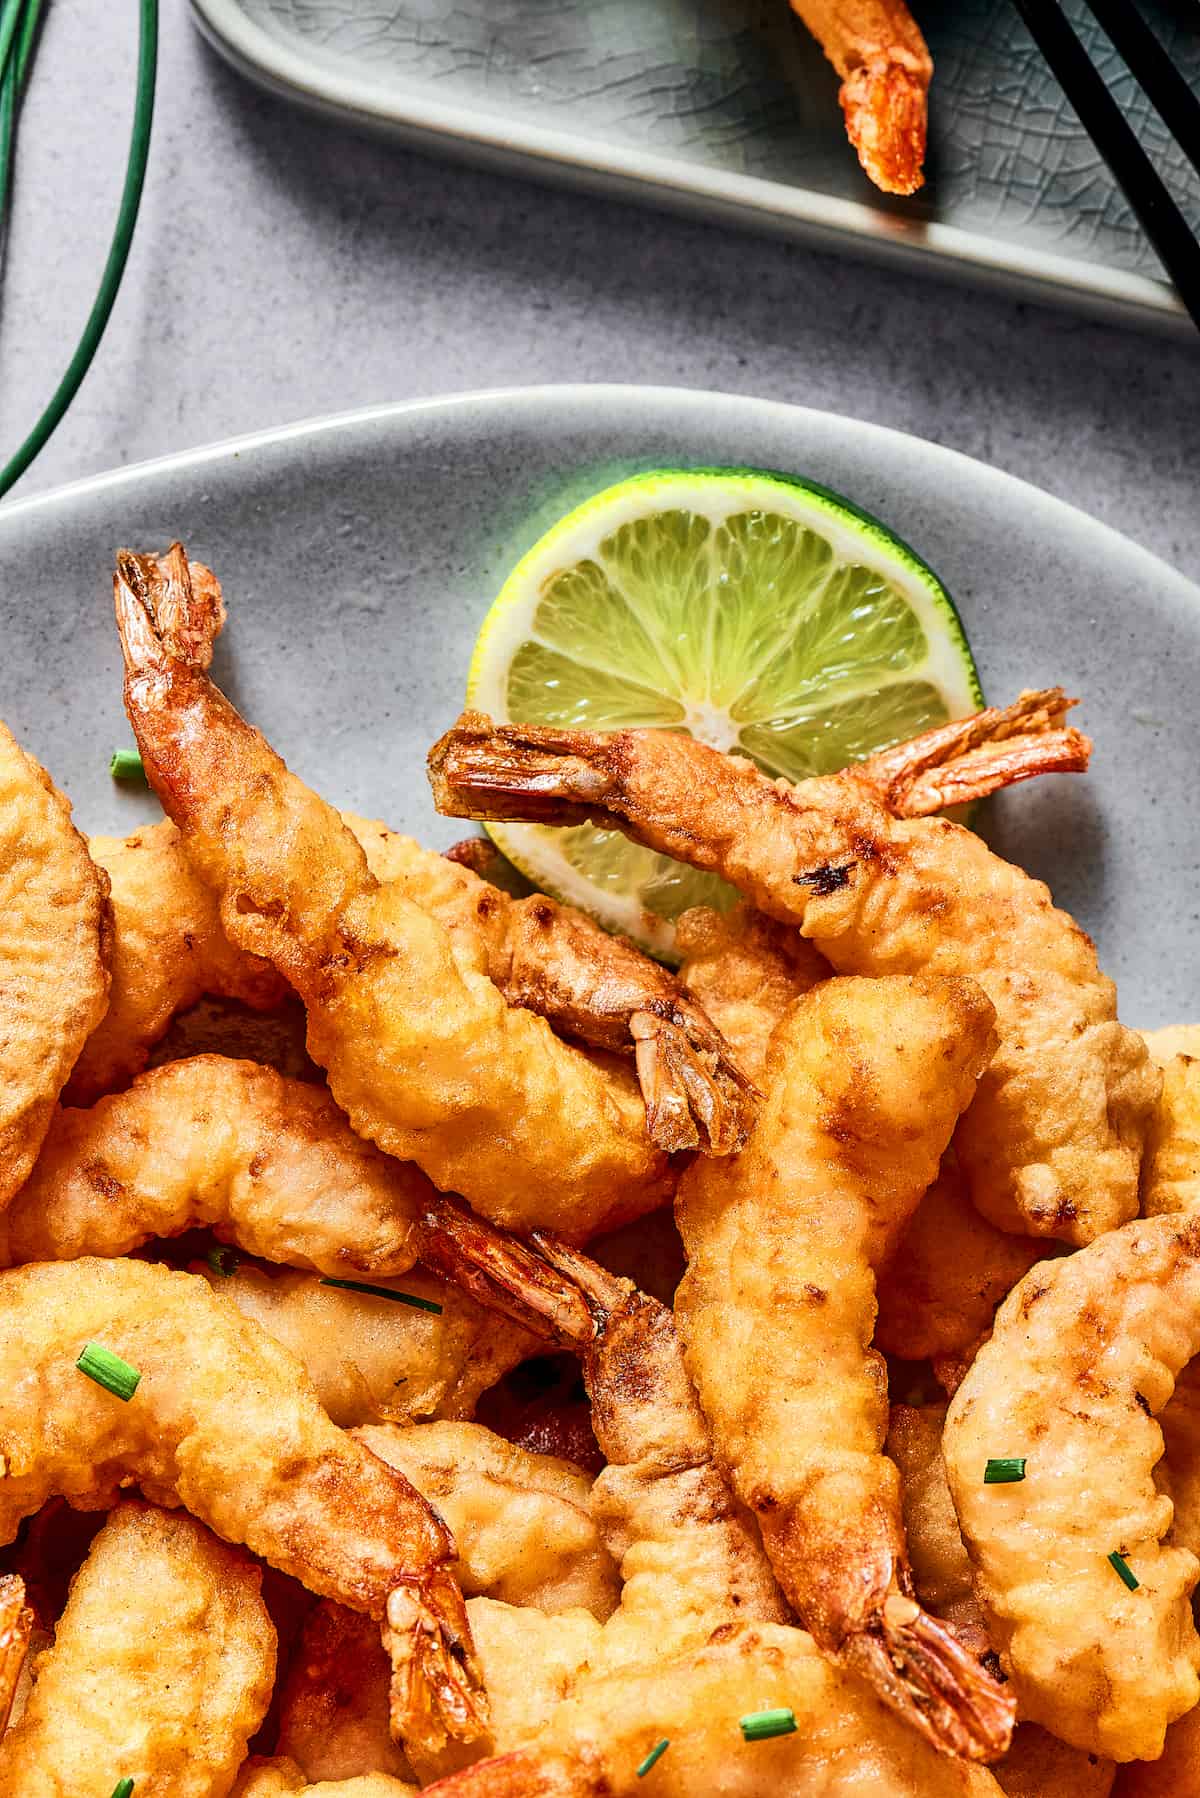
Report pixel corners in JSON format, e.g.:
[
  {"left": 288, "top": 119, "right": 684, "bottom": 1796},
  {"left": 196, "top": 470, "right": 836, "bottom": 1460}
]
[{"left": 468, "top": 468, "right": 981, "bottom": 959}]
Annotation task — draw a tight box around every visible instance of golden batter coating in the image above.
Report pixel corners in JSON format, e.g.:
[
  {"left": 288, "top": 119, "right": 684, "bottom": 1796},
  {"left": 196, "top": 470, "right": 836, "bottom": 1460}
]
[
  {"left": 674, "top": 974, "right": 1012, "bottom": 1759},
  {"left": 788, "top": 0, "right": 933, "bottom": 195},
  {"left": 0, "top": 720, "right": 110, "bottom": 1209},
  {"left": 0, "top": 1501, "right": 275, "bottom": 1797},
  {"left": 1, "top": 1055, "right": 426, "bottom": 1276},
  {"left": 0, "top": 1256, "right": 485, "bottom": 1757},
  {"left": 944, "top": 1215, "right": 1200, "bottom": 1760},
  {"left": 418, "top": 1623, "right": 1007, "bottom": 1797},
  {"left": 1140, "top": 1027, "right": 1200, "bottom": 1217},
  {"left": 114, "top": 549, "right": 671, "bottom": 1239},
  {"left": 71, "top": 820, "right": 288, "bottom": 1103},
  {"left": 430, "top": 699, "right": 1157, "bottom": 1246},
  {"left": 1110, "top": 1702, "right": 1200, "bottom": 1796},
  {"left": 200, "top": 1263, "right": 536, "bottom": 1430},
  {"left": 675, "top": 900, "right": 827, "bottom": 1086},
  {"left": 876, "top": 1156, "right": 1048, "bottom": 1366},
  {"left": 234, "top": 1763, "right": 416, "bottom": 1797}
]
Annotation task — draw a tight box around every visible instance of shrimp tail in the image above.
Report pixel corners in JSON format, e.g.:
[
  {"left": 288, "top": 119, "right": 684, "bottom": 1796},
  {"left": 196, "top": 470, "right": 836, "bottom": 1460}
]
[
  {"left": 631, "top": 1008, "right": 758, "bottom": 1155},
  {"left": 385, "top": 1569, "right": 491, "bottom": 1757},
  {"left": 854, "top": 687, "right": 1091, "bottom": 818},
  {"left": 838, "top": 55, "right": 928, "bottom": 197},
  {"left": 0, "top": 1574, "right": 33, "bottom": 1734},
  {"left": 417, "top": 1194, "right": 598, "bottom": 1348},
  {"left": 844, "top": 1594, "right": 1015, "bottom": 1763},
  {"left": 428, "top": 712, "right": 621, "bottom": 828},
  {"left": 115, "top": 544, "right": 225, "bottom": 670}
]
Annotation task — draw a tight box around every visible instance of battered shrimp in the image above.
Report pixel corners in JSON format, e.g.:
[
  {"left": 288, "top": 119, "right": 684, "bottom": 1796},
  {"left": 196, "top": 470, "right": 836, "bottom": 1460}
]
[
  {"left": 1, "top": 1055, "right": 427, "bottom": 1278},
  {"left": 274, "top": 1604, "right": 414, "bottom": 1786},
  {"left": 875, "top": 1156, "right": 1048, "bottom": 1367},
  {"left": 354, "top": 817, "right": 755, "bottom": 1154},
  {"left": 0, "top": 1574, "right": 32, "bottom": 1735},
  {"left": 1140, "top": 1027, "right": 1200, "bottom": 1217},
  {"left": 0, "top": 1257, "right": 486, "bottom": 1756},
  {"left": 358, "top": 1422, "right": 619, "bottom": 1618},
  {"left": 234, "top": 1764, "right": 416, "bottom": 1798},
  {"left": 69, "top": 820, "right": 289, "bottom": 1103},
  {"left": 673, "top": 974, "right": 1014, "bottom": 1760},
  {"left": 675, "top": 901, "right": 827, "bottom": 1086},
  {"left": 0, "top": 721, "right": 110, "bottom": 1208},
  {"left": 887, "top": 1405, "right": 1117, "bottom": 1798},
  {"left": 0, "top": 1502, "right": 275, "bottom": 1796},
  {"left": 430, "top": 696, "right": 1157, "bottom": 1246},
  {"left": 787, "top": 0, "right": 933, "bottom": 195},
  {"left": 199, "top": 1263, "right": 536, "bottom": 1430},
  {"left": 114, "top": 549, "right": 672, "bottom": 1238},
  {"left": 419, "top": 1623, "right": 1006, "bottom": 1798},
  {"left": 943, "top": 1215, "right": 1200, "bottom": 1759}
]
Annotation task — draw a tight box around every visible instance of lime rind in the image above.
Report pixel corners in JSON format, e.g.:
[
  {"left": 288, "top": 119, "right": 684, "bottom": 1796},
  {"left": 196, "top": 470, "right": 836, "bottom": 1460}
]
[{"left": 468, "top": 468, "right": 981, "bottom": 957}]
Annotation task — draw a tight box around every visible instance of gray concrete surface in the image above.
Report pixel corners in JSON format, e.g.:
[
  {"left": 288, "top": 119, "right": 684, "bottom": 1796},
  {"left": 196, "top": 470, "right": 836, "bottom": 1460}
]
[{"left": 0, "top": 0, "right": 1196, "bottom": 579}]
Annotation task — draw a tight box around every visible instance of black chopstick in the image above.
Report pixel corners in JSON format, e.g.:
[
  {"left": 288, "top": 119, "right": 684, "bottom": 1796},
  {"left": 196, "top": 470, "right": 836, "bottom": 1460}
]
[
  {"left": 1081, "top": 0, "right": 1200, "bottom": 184},
  {"left": 1010, "top": 0, "right": 1200, "bottom": 331}
]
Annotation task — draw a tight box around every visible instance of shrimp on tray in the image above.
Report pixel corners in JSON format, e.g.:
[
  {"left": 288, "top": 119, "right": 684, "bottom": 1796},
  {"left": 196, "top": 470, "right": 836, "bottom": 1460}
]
[
  {"left": 0, "top": 1255, "right": 487, "bottom": 1758},
  {"left": 428, "top": 695, "right": 1159, "bottom": 1246},
  {"left": 114, "top": 546, "right": 684, "bottom": 1239}
]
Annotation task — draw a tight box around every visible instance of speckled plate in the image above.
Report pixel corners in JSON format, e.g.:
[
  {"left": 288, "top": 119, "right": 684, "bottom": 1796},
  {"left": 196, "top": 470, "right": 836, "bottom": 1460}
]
[
  {"left": 0, "top": 386, "right": 1196, "bottom": 1019},
  {"left": 189, "top": 0, "right": 1200, "bottom": 331}
]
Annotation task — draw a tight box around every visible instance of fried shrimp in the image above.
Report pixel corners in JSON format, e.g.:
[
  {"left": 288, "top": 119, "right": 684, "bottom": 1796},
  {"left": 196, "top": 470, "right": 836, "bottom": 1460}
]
[
  {"left": 0, "top": 1256, "right": 486, "bottom": 1757},
  {"left": 0, "top": 1501, "right": 275, "bottom": 1796},
  {"left": 887, "top": 1405, "right": 1117, "bottom": 1798},
  {"left": 943, "top": 1215, "right": 1200, "bottom": 1760},
  {"left": 0, "top": 721, "right": 110, "bottom": 1209},
  {"left": 430, "top": 697, "right": 1157, "bottom": 1246},
  {"left": 420, "top": 1623, "right": 1006, "bottom": 1798},
  {"left": 672, "top": 973, "right": 1013, "bottom": 1760},
  {"left": 787, "top": 0, "right": 933, "bottom": 195},
  {"left": 114, "top": 550, "right": 672, "bottom": 1239},
  {"left": 0, "top": 1055, "right": 427, "bottom": 1278},
  {"left": 69, "top": 821, "right": 289, "bottom": 1104},
  {"left": 875, "top": 1155, "right": 1048, "bottom": 1369},
  {"left": 358, "top": 1422, "right": 619, "bottom": 1618},
  {"left": 1140, "top": 1027, "right": 1200, "bottom": 1217},
  {"left": 675, "top": 901, "right": 827, "bottom": 1086},
  {"left": 353, "top": 817, "right": 755, "bottom": 1155},
  {"left": 199, "top": 1263, "right": 535, "bottom": 1430}
]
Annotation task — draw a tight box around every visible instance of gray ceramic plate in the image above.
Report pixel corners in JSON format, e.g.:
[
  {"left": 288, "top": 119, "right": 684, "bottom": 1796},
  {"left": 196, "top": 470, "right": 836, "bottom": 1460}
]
[
  {"left": 0, "top": 385, "right": 1196, "bottom": 1021},
  {"left": 190, "top": 0, "right": 1200, "bottom": 332}
]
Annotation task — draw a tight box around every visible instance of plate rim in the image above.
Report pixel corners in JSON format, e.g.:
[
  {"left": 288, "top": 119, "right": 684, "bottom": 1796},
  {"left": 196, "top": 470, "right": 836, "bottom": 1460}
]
[
  {"left": 3, "top": 383, "right": 1198, "bottom": 612},
  {"left": 188, "top": 0, "right": 1188, "bottom": 332}
]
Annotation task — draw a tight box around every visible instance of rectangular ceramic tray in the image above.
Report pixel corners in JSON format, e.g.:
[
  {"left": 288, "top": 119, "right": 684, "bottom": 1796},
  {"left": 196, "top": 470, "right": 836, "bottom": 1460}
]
[{"left": 192, "top": 0, "right": 1200, "bottom": 335}]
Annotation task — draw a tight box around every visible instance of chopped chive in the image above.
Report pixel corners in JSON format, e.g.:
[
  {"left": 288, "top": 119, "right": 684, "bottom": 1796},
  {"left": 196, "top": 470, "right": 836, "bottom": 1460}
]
[
  {"left": 636, "top": 1739, "right": 669, "bottom": 1777},
  {"left": 984, "top": 1457, "right": 1027, "bottom": 1484},
  {"left": 320, "top": 1277, "right": 442, "bottom": 1314},
  {"left": 739, "top": 1707, "right": 796, "bottom": 1742},
  {"left": 205, "top": 1245, "right": 240, "bottom": 1277},
  {"left": 1108, "top": 1550, "right": 1140, "bottom": 1591},
  {"left": 76, "top": 1342, "right": 140, "bottom": 1402},
  {"left": 110, "top": 1781, "right": 134, "bottom": 1798},
  {"left": 109, "top": 748, "right": 145, "bottom": 782}
]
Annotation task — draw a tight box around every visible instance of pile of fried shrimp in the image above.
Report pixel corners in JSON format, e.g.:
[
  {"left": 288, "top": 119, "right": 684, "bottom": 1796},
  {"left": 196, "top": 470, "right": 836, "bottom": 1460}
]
[{"left": 1, "top": 540, "right": 1197, "bottom": 1798}]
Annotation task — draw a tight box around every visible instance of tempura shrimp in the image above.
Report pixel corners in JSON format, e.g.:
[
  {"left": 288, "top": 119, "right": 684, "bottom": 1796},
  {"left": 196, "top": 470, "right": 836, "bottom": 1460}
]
[
  {"left": 0, "top": 1256, "right": 486, "bottom": 1757},
  {"left": 419, "top": 1623, "right": 1006, "bottom": 1798},
  {"left": 0, "top": 1055, "right": 428, "bottom": 1277},
  {"left": 675, "top": 901, "right": 827, "bottom": 1086},
  {"left": 235, "top": 1764, "right": 416, "bottom": 1798},
  {"left": 0, "top": 721, "right": 110, "bottom": 1209},
  {"left": 787, "top": 0, "right": 933, "bottom": 196},
  {"left": 199, "top": 1262, "right": 536, "bottom": 1430},
  {"left": 673, "top": 974, "right": 1013, "bottom": 1760},
  {"left": 430, "top": 696, "right": 1157, "bottom": 1245},
  {"left": 0, "top": 1501, "right": 275, "bottom": 1796},
  {"left": 943, "top": 1215, "right": 1200, "bottom": 1759},
  {"left": 1140, "top": 1026, "right": 1200, "bottom": 1217},
  {"left": 114, "top": 548, "right": 673, "bottom": 1238}
]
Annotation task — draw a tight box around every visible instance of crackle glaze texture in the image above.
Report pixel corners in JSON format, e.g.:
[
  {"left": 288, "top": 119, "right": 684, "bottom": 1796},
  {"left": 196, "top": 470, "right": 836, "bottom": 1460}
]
[{"left": 232, "top": 0, "right": 1200, "bottom": 288}]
